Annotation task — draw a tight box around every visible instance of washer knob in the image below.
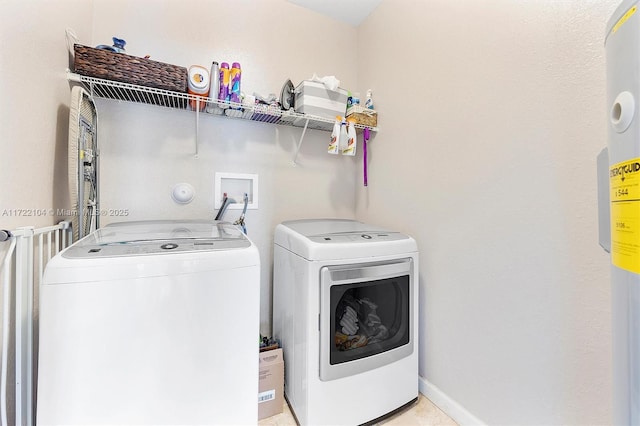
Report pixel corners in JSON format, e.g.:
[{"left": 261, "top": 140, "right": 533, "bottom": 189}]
[{"left": 161, "top": 243, "right": 178, "bottom": 250}]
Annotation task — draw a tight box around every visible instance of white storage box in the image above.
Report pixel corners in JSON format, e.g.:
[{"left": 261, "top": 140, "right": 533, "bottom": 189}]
[{"left": 294, "top": 80, "right": 348, "bottom": 119}]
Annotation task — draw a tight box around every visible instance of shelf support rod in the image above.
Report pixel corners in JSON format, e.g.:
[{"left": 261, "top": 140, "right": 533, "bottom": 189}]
[
  {"left": 195, "top": 98, "right": 200, "bottom": 158},
  {"left": 292, "top": 118, "right": 310, "bottom": 165}
]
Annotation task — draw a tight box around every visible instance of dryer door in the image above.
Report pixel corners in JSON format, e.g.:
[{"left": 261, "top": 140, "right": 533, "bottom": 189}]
[{"left": 319, "top": 259, "right": 414, "bottom": 381}]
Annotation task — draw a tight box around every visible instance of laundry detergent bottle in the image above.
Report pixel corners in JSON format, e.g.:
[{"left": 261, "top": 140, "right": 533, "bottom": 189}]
[
  {"left": 187, "top": 65, "right": 210, "bottom": 111},
  {"left": 328, "top": 117, "right": 341, "bottom": 154},
  {"left": 342, "top": 119, "right": 357, "bottom": 156},
  {"left": 338, "top": 117, "right": 349, "bottom": 153}
]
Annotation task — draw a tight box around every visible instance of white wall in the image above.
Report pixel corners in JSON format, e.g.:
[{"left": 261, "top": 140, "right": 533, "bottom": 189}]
[
  {"left": 90, "top": 0, "right": 360, "bottom": 333},
  {"left": 0, "top": 1, "right": 94, "bottom": 423},
  {"left": 0, "top": 0, "right": 93, "bottom": 229},
  {"left": 0, "top": 0, "right": 621, "bottom": 424},
  {"left": 356, "top": 0, "right": 617, "bottom": 424}
]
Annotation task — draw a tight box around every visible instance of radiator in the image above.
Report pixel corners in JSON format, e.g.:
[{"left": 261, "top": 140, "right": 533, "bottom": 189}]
[{"left": 0, "top": 221, "right": 73, "bottom": 426}]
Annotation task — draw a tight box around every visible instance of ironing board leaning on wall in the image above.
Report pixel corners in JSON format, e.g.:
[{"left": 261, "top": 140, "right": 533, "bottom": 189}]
[{"left": 68, "top": 85, "right": 99, "bottom": 241}]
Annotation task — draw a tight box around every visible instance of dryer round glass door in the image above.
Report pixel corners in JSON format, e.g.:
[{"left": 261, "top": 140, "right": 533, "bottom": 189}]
[{"left": 319, "top": 259, "right": 414, "bottom": 381}]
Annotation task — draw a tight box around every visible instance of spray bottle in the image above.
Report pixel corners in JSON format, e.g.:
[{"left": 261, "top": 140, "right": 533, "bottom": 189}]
[
  {"left": 229, "top": 62, "right": 242, "bottom": 105},
  {"left": 365, "top": 89, "right": 374, "bottom": 109},
  {"left": 218, "top": 62, "right": 230, "bottom": 103}
]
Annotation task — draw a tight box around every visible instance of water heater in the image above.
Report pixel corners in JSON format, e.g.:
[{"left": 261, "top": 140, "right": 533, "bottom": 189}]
[{"left": 604, "top": 1, "right": 640, "bottom": 424}]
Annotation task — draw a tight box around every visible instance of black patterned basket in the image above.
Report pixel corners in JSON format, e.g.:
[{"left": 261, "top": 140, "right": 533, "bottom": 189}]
[{"left": 74, "top": 44, "right": 187, "bottom": 93}]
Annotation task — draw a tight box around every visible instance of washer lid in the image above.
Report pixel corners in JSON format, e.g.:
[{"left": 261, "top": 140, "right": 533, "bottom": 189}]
[{"left": 63, "top": 220, "right": 251, "bottom": 258}]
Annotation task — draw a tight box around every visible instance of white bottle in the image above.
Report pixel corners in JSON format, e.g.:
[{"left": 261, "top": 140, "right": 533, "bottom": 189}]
[
  {"left": 342, "top": 119, "right": 357, "bottom": 156},
  {"left": 206, "top": 61, "right": 220, "bottom": 113},
  {"left": 328, "top": 117, "right": 341, "bottom": 154},
  {"left": 338, "top": 118, "right": 349, "bottom": 153},
  {"left": 365, "top": 89, "right": 374, "bottom": 110}
]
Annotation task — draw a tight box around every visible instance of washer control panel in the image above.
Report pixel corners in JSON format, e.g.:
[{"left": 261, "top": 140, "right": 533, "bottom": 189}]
[{"left": 63, "top": 238, "right": 251, "bottom": 258}]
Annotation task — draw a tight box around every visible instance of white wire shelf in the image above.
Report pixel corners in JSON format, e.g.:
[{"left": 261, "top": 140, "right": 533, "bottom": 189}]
[{"left": 66, "top": 71, "right": 378, "bottom": 133}]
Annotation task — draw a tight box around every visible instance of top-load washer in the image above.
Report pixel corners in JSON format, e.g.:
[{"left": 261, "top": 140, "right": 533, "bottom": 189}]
[
  {"left": 37, "top": 220, "right": 260, "bottom": 425},
  {"left": 273, "top": 219, "right": 419, "bottom": 425}
]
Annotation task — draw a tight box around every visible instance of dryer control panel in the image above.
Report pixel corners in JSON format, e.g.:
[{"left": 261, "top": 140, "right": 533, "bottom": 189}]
[{"left": 307, "top": 232, "right": 408, "bottom": 244}]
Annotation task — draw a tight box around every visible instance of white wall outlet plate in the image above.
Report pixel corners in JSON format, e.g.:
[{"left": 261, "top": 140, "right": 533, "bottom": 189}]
[{"left": 214, "top": 172, "right": 259, "bottom": 210}]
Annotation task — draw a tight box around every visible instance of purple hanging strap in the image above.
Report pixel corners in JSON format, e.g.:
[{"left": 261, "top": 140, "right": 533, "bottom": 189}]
[{"left": 363, "top": 128, "right": 370, "bottom": 186}]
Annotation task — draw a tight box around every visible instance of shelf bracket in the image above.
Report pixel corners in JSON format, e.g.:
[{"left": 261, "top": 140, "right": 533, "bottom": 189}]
[{"left": 292, "top": 118, "right": 310, "bottom": 165}]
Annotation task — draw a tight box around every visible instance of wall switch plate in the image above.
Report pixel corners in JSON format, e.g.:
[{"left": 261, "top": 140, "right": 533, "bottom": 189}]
[{"left": 214, "top": 172, "right": 258, "bottom": 210}]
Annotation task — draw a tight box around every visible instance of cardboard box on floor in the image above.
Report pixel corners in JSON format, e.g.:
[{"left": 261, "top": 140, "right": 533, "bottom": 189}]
[{"left": 258, "top": 348, "right": 284, "bottom": 420}]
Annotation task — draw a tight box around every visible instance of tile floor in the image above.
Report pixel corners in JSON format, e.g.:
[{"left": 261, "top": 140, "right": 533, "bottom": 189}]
[{"left": 258, "top": 394, "right": 457, "bottom": 426}]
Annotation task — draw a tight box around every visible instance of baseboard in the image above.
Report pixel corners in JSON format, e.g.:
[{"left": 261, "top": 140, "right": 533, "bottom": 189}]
[{"left": 418, "top": 377, "right": 486, "bottom": 425}]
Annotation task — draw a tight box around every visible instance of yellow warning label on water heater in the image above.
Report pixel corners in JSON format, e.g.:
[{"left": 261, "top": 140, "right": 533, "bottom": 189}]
[
  {"left": 610, "top": 158, "right": 640, "bottom": 274},
  {"left": 613, "top": 5, "right": 637, "bottom": 34}
]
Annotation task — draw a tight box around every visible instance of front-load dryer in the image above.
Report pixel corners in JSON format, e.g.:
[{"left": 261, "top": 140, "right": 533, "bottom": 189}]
[
  {"left": 37, "top": 220, "right": 260, "bottom": 425},
  {"left": 273, "top": 219, "right": 419, "bottom": 425}
]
